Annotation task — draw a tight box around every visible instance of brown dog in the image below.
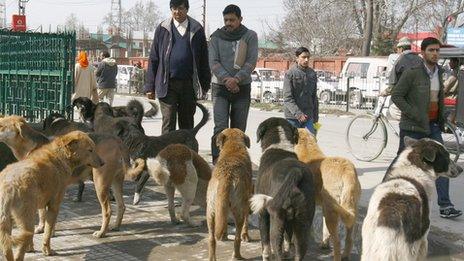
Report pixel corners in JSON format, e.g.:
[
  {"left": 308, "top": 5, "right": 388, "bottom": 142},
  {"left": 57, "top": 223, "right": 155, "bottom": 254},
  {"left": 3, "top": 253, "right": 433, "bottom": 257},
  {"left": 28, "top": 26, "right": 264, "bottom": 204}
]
[
  {"left": 0, "top": 116, "right": 145, "bottom": 239},
  {"left": 207, "top": 128, "right": 253, "bottom": 261},
  {"left": 295, "top": 129, "right": 361, "bottom": 261},
  {"left": 0, "top": 131, "right": 104, "bottom": 260},
  {"left": 146, "top": 144, "right": 211, "bottom": 226}
]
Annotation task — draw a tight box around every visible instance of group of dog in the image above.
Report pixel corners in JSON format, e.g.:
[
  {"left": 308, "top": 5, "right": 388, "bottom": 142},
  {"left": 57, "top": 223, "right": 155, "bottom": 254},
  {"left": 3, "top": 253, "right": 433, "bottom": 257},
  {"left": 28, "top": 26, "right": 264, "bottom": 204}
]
[{"left": 0, "top": 97, "right": 461, "bottom": 261}]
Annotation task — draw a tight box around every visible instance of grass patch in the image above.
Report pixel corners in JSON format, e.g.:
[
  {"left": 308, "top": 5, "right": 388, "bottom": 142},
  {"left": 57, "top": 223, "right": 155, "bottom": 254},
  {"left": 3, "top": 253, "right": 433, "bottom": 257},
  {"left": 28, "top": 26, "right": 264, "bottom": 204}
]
[{"left": 251, "top": 102, "right": 283, "bottom": 112}]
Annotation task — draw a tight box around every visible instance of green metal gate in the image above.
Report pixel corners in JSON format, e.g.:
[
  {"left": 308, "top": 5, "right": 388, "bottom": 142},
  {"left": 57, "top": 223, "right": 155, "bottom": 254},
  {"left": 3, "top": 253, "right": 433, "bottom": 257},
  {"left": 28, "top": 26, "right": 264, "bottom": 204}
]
[{"left": 0, "top": 30, "right": 76, "bottom": 122}]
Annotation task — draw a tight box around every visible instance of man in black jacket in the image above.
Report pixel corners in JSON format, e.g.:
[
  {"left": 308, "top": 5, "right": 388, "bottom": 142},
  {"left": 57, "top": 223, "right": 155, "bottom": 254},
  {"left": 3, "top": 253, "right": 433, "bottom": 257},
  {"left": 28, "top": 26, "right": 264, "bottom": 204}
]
[
  {"left": 144, "top": 0, "right": 211, "bottom": 134},
  {"left": 96, "top": 51, "right": 118, "bottom": 106}
]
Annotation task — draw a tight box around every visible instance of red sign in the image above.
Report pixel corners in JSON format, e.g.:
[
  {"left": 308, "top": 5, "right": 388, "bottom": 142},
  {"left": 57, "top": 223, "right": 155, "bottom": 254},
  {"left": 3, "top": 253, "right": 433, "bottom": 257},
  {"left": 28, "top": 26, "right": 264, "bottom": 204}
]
[{"left": 12, "top": 15, "right": 26, "bottom": 32}]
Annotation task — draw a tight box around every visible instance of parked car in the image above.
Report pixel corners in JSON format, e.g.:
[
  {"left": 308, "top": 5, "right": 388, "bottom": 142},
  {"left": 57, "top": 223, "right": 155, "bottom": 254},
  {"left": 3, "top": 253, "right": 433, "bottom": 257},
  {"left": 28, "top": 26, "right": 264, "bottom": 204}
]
[
  {"left": 319, "top": 57, "right": 388, "bottom": 108},
  {"left": 250, "top": 68, "right": 284, "bottom": 103}
]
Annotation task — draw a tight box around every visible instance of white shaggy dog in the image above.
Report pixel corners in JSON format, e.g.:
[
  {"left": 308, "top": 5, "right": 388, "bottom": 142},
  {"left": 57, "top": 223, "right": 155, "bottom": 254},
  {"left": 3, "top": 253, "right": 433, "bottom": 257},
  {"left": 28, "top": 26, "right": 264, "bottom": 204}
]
[{"left": 361, "top": 137, "right": 462, "bottom": 261}]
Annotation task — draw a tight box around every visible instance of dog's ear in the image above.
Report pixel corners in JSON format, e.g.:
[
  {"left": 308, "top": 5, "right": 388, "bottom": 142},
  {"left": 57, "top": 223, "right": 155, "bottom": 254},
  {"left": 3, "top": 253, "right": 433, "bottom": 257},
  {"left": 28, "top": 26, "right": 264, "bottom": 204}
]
[
  {"left": 404, "top": 136, "right": 418, "bottom": 147},
  {"left": 216, "top": 132, "right": 226, "bottom": 150},
  {"left": 256, "top": 122, "right": 267, "bottom": 143},
  {"left": 244, "top": 134, "right": 251, "bottom": 148},
  {"left": 422, "top": 147, "right": 437, "bottom": 162},
  {"left": 14, "top": 121, "right": 24, "bottom": 138}
]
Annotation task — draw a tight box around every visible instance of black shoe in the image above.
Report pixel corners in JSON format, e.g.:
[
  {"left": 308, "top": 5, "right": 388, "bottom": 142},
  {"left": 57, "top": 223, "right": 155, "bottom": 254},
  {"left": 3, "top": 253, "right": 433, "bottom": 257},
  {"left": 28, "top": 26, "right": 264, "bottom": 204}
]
[{"left": 440, "top": 207, "right": 462, "bottom": 218}]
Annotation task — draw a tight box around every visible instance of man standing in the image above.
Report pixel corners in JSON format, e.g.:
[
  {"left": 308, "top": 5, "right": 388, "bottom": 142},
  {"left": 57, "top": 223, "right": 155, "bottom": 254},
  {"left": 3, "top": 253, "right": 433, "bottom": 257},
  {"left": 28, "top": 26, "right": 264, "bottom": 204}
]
[
  {"left": 381, "top": 36, "right": 423, "bottom": 97},
  {"left": 145, "top": 0, "right": 211, "bottom": 134},
  {"left": 391, "top": 37, "right": 462, "bottom": 218},
  {"left": 283, "top": 47, "right": 319, "bottom": 134},
  {"left": 209, "top": 4, "right": 258, "bottom": 163},
  {"left": 95, "top": 51, "right": 118, "bottom": 105}
]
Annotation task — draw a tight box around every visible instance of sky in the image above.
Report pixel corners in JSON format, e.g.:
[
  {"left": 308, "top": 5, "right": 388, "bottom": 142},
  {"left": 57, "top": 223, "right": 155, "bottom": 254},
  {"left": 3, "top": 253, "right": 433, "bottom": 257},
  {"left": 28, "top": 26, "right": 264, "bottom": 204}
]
[{"left": 3, "top": 0, "right": 285, "bottom": 36}]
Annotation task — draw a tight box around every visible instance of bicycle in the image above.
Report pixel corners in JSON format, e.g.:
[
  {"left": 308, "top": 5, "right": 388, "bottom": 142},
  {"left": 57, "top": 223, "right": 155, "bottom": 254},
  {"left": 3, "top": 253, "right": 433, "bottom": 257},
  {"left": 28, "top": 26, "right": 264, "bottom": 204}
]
[{"left": 345, "top": 96, "right": 461, "bottom": 162}]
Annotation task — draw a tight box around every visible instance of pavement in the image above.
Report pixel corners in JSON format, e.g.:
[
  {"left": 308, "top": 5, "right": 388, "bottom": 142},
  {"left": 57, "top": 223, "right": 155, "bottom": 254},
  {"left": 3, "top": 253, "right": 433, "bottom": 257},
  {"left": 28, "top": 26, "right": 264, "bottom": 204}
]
[{"left": 17, "top": 94, "right": 464, "bottom": 260}]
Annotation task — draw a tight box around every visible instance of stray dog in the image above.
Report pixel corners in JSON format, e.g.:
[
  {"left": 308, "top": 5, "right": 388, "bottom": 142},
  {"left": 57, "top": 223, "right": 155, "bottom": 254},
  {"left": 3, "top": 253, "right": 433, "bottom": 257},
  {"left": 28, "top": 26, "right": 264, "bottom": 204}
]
[
  {"left": 361, "top": 137, "right": 462, "bottom": 261},
  {"left": 250, "top": 117, "right": 316, "bottom": 261},
  {"left": 0, "top": 131, "right": 104, "bottom": 260},
  {"left": 146, "top": 144, "right": 212, "bottom": 226},
  {"left": 295, "top": 129, "right": 361, "bottom": 261},
  {"left": 73, "top": 97, "right": 158, "bottom": 122},
  {"left": 0, "top": 115, "right": 145, "bottom": 238},
  {"left": 112, "top": 102, "right": 210, "bottom": 205},
  {"left": 207, "top": 128, "right": 252, "bottom": 261}
]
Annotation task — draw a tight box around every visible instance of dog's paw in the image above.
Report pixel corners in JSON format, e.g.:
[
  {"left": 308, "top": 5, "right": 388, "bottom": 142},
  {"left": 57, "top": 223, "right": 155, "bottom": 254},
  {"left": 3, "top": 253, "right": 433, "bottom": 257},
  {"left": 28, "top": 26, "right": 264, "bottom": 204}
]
[
  {"left": 133, "top": 193, "right": 141, "bottom": 205},
  {"left": 93, "top": 230, "right": 106, "bottom": 238},
  {"left": 42, "top": 246, "right": 56, "bottom": 256},
  {"left": 241, "top": 233, "right": 250, "bottom": 242},
  {"left": 110, "top": 226, "right": 120, "bottom": 231},
  {"left": 26, "top": 243, "right": 35, "bottom": 253},
  {"left": 232, "top": 253, "right": 244, "bottom": 260},
  {"left": 34, "top": 226, "right": 44, "bottom": 234}
]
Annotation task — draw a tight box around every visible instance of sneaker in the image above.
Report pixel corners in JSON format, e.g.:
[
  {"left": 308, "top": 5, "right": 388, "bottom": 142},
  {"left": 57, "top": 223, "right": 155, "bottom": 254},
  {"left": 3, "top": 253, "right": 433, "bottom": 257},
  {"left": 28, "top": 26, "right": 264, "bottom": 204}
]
[{"left": 440, "top": 207, "right": 463, "bottom": 218}]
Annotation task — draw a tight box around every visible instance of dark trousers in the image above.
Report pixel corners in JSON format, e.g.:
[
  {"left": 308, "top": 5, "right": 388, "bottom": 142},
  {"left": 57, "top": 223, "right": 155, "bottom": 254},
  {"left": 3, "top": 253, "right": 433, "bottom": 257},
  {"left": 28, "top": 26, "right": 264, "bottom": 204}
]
[
  {"left": 158, "top": 78, "right": 196, "bottom": 134},
  {"left": 211, "top": 84, "right": 251, "bottom": 162},
  {"left": 385, "top": 122, "right": 453, "bottom": 208}
]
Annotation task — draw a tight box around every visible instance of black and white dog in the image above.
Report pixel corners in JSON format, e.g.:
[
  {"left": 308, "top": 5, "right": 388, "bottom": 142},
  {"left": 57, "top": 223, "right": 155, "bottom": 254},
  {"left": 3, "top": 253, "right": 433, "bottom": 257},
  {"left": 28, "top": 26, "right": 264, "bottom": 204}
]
[
  {"left": 250, "top": 117, "right": 316, "bottom": 261},
  {"left": 362, "top": 137, "right": 462, "bottom": 261}
]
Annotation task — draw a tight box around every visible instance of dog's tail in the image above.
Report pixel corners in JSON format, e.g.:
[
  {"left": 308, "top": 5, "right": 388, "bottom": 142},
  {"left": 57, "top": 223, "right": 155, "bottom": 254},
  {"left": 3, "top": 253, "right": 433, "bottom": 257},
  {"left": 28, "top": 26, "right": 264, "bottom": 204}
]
[
  {"left": 251, "top": 170, "right": 305, "bottom": 215},
  {"left": 126, "top": 158, "right": 146, "bottom": 180},
  {"left": 192, "top": 102, "right": 210, "bottom": 136},
  {"left": 126, "top": 100, "right": 145, "bottom": 125},
  {"left": 143, "top": 100, "right": 159, "bottom": 118},
  {"left": 146, "top": 158, "right": 170, "bottom": 186},
  {"left": 338, "top": 166, "right": 361, "bottom": 228},
  {"left": 214, "top": 179, "right": 231, "bottom": 240}
]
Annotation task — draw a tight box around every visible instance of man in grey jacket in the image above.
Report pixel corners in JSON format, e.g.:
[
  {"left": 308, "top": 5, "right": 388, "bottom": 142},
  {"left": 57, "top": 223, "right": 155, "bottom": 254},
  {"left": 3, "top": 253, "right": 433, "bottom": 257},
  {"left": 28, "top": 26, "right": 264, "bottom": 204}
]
[
  {"left": 283, "top": 47, "right": 319, "bottom": 134},
  {"left": 96, "top": 51, "right": 118, "bottom": 106},
  {"left": 209, "top": 4, "right": 258, "bottom": 163}
]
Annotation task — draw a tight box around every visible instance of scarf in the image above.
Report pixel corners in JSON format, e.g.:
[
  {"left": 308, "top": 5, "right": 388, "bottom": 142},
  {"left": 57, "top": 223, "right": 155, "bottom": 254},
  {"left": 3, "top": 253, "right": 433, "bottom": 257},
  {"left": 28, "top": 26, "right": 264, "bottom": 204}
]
[
  {"left": 78, "top": 51, "right": 89, "bottom": 68},
  {"left": 211, "top": 24, "right": 248, "bottom": 41}
]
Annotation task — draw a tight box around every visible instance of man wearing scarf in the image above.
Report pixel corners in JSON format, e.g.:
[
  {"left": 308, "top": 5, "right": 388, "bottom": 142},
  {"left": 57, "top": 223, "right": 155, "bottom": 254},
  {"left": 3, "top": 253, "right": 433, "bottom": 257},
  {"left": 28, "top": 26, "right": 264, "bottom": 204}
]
[
  {"left": 73, "top": 51, "right": 98, "bottom": 103},
  {"left": 209, "top": 4, "right": 258, "bottom": 164}
]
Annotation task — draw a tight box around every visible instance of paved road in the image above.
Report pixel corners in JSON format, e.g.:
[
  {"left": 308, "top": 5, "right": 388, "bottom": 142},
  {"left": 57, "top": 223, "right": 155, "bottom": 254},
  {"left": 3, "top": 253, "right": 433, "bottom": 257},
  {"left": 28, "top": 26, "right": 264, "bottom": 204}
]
[{"left": 19, "top": 95, "right": 464, "bottom": 260}]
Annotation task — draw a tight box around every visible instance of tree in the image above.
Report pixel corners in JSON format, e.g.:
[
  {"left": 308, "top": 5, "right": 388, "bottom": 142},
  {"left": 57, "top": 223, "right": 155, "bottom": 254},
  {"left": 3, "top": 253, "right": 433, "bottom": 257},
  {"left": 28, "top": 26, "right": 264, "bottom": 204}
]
[{"left": 64, "top": 13, "right": 79, "bottom": 32}]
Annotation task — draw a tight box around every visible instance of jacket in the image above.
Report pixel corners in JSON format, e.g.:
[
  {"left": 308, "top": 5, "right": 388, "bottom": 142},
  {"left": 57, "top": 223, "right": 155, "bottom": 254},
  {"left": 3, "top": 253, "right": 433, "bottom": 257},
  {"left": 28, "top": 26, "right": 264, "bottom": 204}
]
[
  {"left": 95, "top": 58, "right": 118, "bottom": 89},
  {"left": 144, "top": 16, "right": 211, "bottom": 99},
  {"left": 73, "top": 63, "right": 98, "bottom": 102},
  {"left": 209, "top": 29, "right": 258, "bottom": 85},
  {"left": 283, "top": 65, "right": 319, "bottom": 122},
  {"left": 391, "top": 64, "right": 445, "bottom": 134}
]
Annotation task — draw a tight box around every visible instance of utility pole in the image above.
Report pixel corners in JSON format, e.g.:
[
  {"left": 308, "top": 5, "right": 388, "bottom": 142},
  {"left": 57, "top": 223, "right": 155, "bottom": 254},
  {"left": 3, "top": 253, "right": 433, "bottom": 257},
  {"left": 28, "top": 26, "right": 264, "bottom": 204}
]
[
  {"left": 18, "top": 0, "right": 28, "bottom": 15},
  {"left": 110, "top": 0, "right": 122, "bottom": 57},
  {"left": 202, "top": 0, "right": 206, "bottom": 28}
]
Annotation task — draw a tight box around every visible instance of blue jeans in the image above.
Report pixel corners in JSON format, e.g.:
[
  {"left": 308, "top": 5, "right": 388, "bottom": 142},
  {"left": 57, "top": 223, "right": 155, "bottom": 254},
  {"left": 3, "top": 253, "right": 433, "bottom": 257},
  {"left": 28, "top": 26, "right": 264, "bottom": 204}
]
[
  {"left": 386, "top": 122, "right": 453, "bottom": 208},
  {"left": 211, "top": 84, "right": 251, "bottom": 161},
  {"left": 287, "top": 119, "right": 316, "bottom": 135}
]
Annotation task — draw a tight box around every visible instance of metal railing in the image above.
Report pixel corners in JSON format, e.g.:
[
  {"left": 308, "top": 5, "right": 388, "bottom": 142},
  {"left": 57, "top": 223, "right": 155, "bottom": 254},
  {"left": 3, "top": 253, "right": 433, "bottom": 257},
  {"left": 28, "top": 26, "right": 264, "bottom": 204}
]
[{"left": 0, "top": 30, "right": 76, "bottom": 121}]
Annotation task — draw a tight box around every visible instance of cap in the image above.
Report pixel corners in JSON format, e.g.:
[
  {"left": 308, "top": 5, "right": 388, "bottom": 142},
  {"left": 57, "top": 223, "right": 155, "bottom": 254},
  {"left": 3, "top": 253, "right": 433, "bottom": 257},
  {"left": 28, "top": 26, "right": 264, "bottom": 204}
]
[{"left": 397, "top": 37, "right": 411, "bottom": 48}]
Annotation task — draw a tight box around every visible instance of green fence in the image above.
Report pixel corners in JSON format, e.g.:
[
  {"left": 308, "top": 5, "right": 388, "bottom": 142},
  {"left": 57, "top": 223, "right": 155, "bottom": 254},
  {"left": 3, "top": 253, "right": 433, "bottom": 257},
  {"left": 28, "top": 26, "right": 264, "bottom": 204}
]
[{"left": 0, "top": 30, "right": 76, "bottom": 122}]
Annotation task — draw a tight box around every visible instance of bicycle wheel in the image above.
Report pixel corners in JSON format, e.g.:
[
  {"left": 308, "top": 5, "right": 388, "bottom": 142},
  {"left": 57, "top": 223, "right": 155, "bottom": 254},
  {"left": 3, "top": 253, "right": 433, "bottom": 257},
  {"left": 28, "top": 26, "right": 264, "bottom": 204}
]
[
  {"left": 346, "top": 114, "right": 387, "bottom": 161},
  {"left": 442, "top": 122, "right": 460, "bottom": 162}
]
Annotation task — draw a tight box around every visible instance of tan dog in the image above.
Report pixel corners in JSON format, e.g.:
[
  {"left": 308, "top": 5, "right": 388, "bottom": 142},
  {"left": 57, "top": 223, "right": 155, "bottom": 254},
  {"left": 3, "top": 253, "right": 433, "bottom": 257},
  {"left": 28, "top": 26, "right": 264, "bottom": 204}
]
[
  {"left": 295, "top": 129, "right": 361, "bottom": 261},
  {"left": 0, "top": 116, "right": 145, "bottom": 239},
  {"left": 207, "top": 128, "right": 253, "bottom": 261},
  {"left": 146, "top": 144, "right": 211, "bottom": 226},
  {"left": 0, "top": 131, "right": 104, "bottom": 261}
]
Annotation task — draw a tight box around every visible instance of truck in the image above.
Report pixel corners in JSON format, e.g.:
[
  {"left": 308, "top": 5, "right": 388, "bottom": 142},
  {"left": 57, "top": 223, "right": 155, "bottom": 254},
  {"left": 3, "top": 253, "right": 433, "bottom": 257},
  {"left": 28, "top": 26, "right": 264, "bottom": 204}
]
[{"left": 317, "top": 57, "right": 389, "bottom": 108}]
